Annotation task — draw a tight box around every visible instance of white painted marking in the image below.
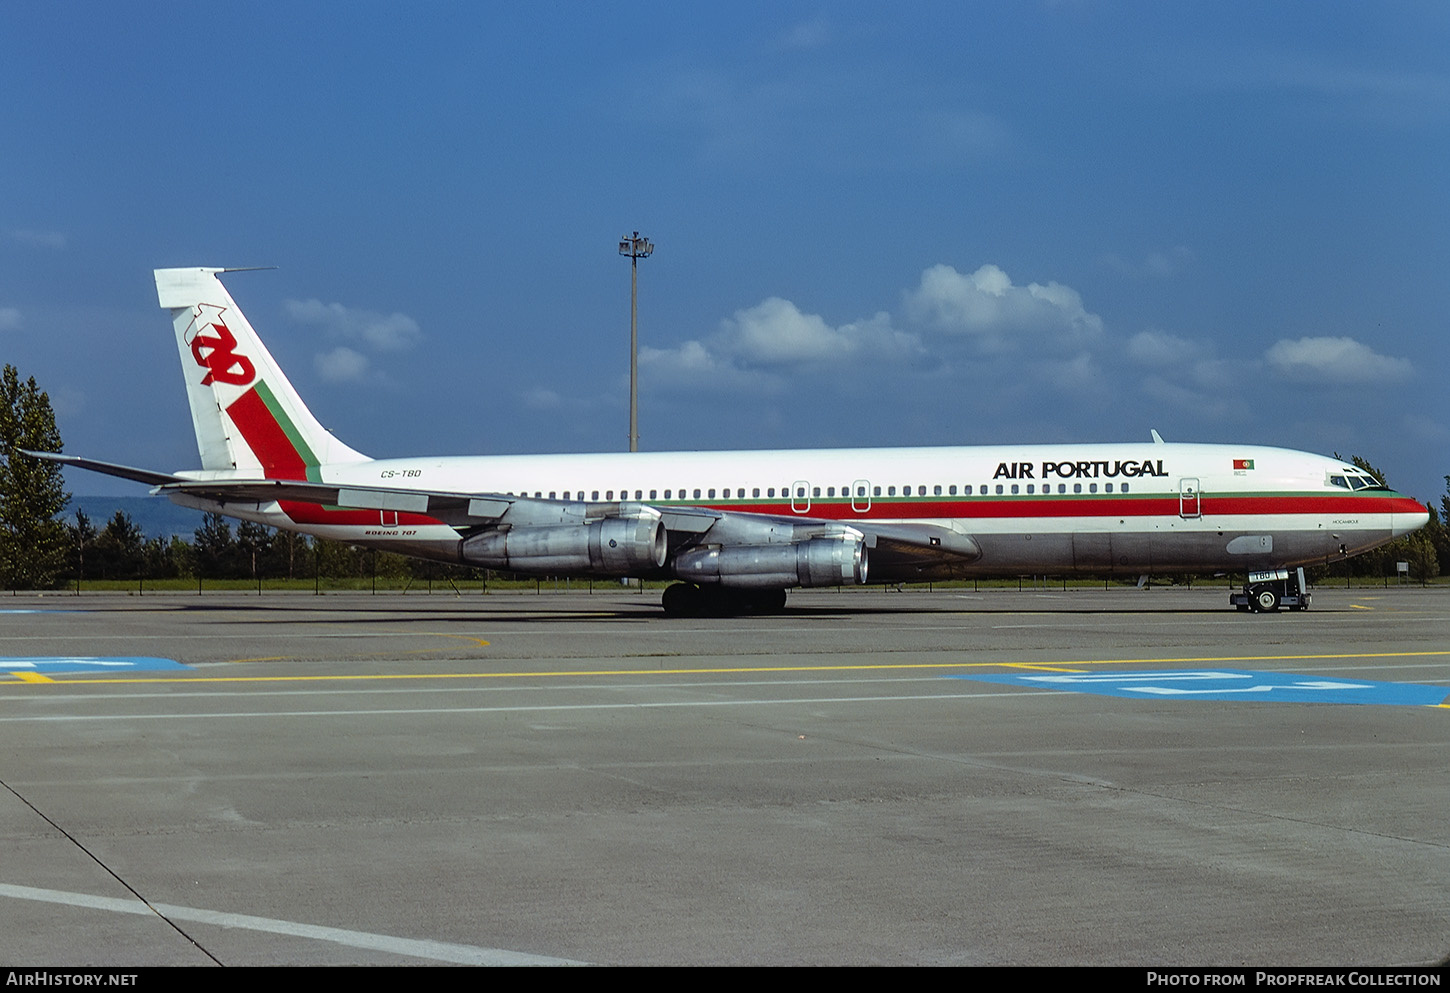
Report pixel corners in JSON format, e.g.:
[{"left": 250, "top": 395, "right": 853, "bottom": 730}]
[
  {"left": 1128, "top": 681, "right": 1370, "bottom": 696},
  {"left": 4, "top": 659, "right": 138, "bottom": 668},
  {"left": 0, "top": 883, "right": 580, "bottom": 965},
  {"left": 1024, "top": 671, "right": 1246, "bottom": 684},
  {"left": 0, "top": 690, "right": 1053, "bottom": 723},
  {"left": 1128, "top": 686, "right": 1273, "bottom": 696}
]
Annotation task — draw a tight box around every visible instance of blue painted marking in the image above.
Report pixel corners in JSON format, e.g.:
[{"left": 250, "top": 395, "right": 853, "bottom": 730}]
[
  {"left": 951, "top": 669, "right": 1450, "bottom": 707},
  {"left": 2, "top": 656, "right": 191, "bottom": 674}
]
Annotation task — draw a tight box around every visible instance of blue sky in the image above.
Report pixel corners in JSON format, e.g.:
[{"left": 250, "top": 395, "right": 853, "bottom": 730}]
[{"left": 3, "top": 2, "right": 1447, "bottom": 504}]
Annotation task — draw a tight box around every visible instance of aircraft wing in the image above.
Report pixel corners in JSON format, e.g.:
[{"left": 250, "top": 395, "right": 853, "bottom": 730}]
[{"left": 20, "top": 450, "right": 188, "bottom": 488}]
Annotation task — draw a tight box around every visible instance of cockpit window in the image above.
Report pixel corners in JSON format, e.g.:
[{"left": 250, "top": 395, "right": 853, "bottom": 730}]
[{"left": 1330, "top": 470, "right": 1387, "bottom": 491}]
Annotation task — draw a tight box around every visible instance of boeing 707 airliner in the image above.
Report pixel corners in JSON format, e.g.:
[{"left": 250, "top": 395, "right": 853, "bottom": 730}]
[{"left": 30, "top": 268, "right": 1429, "bottom": 615}]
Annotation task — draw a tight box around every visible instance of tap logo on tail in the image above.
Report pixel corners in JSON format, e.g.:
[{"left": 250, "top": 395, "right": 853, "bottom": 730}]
[{"left": 190, "top": 321, "right": 256, "bottom": 386}]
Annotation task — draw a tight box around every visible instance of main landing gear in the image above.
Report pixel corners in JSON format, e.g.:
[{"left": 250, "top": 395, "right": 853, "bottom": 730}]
[
  {"left": 661, "top": 583, "right": 788, "bottom": 617},
  {"left": 1230, "top": 567, "right": 1311, "bottom": 613}
]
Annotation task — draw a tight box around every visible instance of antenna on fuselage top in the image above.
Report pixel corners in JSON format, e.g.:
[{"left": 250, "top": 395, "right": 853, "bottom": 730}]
[{"left": 1150, "top": 429, "right": 1165, "bottom": 444}]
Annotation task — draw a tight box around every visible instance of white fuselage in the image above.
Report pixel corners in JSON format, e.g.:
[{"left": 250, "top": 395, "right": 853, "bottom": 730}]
[{"left": 174, "top": 441, "right": 1427, "bottom": 581}]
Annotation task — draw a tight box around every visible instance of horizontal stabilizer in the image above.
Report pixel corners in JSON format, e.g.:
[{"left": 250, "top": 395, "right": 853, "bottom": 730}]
[{"left": 20, "top": 450, "right": 184, "bottom": 488}]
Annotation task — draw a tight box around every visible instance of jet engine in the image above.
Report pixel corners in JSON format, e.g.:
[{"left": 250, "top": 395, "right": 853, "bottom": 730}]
[
  {"left": 671, "top": 533, "right": 868, "bottom": 589},
  {"left": 461, "top": 510, "right": 666, "bottom": 576}
]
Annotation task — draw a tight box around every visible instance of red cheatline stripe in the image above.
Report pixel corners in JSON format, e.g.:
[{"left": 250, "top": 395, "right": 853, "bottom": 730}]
[
  {"left": 671, "top": 493, "right": 1422, "bottom": 520},
  {"left": 279, "top": 501, "right": 442, "bottom": 527}
]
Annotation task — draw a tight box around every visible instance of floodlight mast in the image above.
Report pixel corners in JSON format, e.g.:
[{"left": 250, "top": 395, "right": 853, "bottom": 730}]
[{"left": 618, "top": 231, "right": 653, "bottom": 453}]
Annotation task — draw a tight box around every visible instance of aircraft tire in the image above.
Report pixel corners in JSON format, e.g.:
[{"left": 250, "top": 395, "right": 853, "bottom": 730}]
[
  {"left": 661, "top": 583, "right": 704, "bottom": 617},
  {"left": 1250, "top": 585, "right": 1279, "bottom": 613},
  {"left": 750, "top": 588, "right": 788, "bottom": 614}
]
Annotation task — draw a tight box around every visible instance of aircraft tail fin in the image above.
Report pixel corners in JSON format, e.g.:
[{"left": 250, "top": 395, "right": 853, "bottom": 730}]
[{"left": 155, "top": 267, "right": 369, "bottom": 479}]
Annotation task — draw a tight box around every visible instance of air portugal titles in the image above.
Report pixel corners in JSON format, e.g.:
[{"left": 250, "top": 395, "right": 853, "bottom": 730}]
[{"left": 993, "top": 458, "right": 1168, "bottom": 480}]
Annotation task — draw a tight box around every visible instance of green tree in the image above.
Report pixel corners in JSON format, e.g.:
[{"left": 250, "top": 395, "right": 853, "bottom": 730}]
[
  {"left": 0, "top": 366, "right": 69, "bottom": 589},
  {"left": 1403, "top": 531, "right": 1440, "bottom": 585},
  {"left": 65, "top": 509, "right": 98, "bottom": 584},
  {"left": 142, "top": 535, "right": 182, "bottom": 580},
  {"left": 236, "top": 520, "right": 273, "bottom": 581},
  {"left": 193, "top": 512, "right": 238, "bottom": 579},
  {"left": 95, "top": 511, "right": 144, "bottom": 580},
  {"left": 1433, "top": 482, "right": 1450, "bottom": 578}
]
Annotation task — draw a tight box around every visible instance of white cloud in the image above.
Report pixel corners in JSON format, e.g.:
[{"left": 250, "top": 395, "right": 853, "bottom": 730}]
[
  {"left": 314, "top": 346, "right": 370, "bottom": 383},
  {"left": 1126, "top": 329, "right": 1203, "bottom": 366},
  {"left": 1042, "top": 352, "right": 1102, "bottom": 392},
  {"left": 0, "top": 307, "right": 20, "bottom": 331},
  {"left": 903, "top": 263, "right": 1103, "bottom": 351},
  {"left": 285, "top": 299, "right": 422, "bottom": 351},
  {"left": 723, "top": 298, "right": 918, "bottom": 366},
  {"left": 639, "top": 339, "right": 784, "bottom": 394},
  {"left": 641, "top": 297, "right": 922, "bottom": 395},
  {"left": 1264, "top": 336, "right": 1412, "bottom": 384}
]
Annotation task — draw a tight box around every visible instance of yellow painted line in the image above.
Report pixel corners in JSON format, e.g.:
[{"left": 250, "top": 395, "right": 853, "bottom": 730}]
[
  {"left": 1350, "top": 604, "right": 1374, "bottom": 610},
  {"left": 997, "top": 662, "right": 1089, "bottom": 672},
  {"left": 12, "top": 672, "right": 53, "bottom": 683},
  {"left": 3, "top": 649, "right": 1448, "bottom": 687}
]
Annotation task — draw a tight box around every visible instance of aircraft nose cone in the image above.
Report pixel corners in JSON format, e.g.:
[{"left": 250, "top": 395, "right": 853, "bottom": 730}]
[{"left": 1394, "top": 502, "right": 1430, "bottom": 538}]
